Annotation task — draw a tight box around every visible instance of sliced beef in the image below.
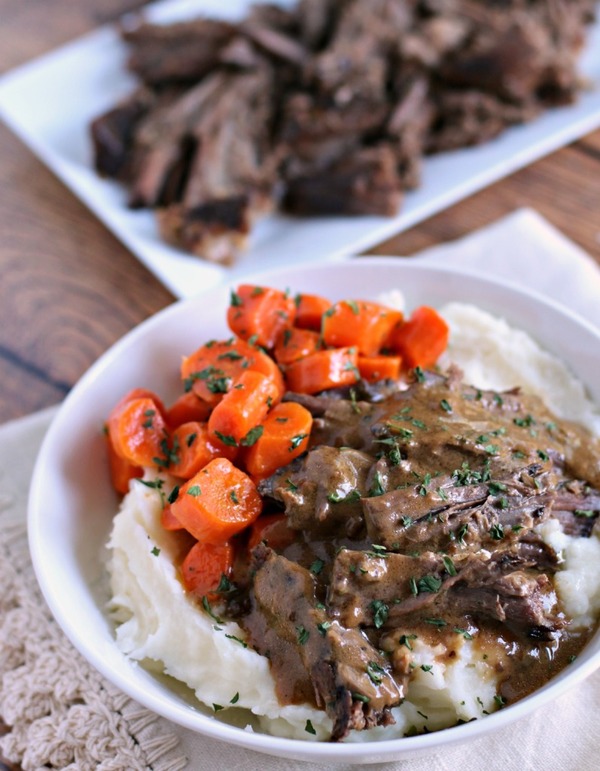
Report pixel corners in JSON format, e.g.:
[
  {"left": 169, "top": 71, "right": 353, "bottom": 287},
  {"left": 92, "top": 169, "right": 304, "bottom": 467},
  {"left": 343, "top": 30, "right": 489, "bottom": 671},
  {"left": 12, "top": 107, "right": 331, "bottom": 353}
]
[
  {"left": 328, "top": 545, "right": 563, "bottom": 640},
  {"left": 90, "top": 88, "right": 155, "bottom": 178},
  {"left": 282, "top": 145, "right": 403, "bottom": 217},
  {"left": 259, "top": 446, "right": 371, "bottom": 537},
  {"left": 120, "top": 17, "right": 235, "bottom": 86},
  {"left": 246, "top": 546, "right": 402, "bottom": 740}
]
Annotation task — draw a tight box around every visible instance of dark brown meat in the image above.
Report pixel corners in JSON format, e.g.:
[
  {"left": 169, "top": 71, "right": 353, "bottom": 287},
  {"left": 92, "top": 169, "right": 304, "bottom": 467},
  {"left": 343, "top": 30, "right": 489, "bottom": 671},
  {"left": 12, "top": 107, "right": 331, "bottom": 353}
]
[
  {"left": 282, "top": 145, "right": 403, "bottom": 217},
  {"left": 245, "top": 545, "right": 402, "bottom": 741},
  {"left": 120, "top": 17, "right": 235, "bottom": 85}
]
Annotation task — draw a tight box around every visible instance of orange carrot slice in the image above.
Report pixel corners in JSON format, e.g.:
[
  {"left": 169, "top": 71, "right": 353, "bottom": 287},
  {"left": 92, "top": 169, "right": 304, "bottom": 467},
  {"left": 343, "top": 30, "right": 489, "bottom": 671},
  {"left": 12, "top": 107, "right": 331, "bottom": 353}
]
[
  {"left": 106, "top": 435, "right": 142, "bottom": 494},
  {"left": 227, "top": 285, "right": 296, "bottom": 349},
  {"left": 171, "top": 457, "right": 262, "bottom": 543},
  {"left": 285, "top": 347, "right": 359, "bottom": 394},
  {"left": 181, "top": 337, "right": 284, "bottom": 407},
  {"left": 181, "top": 540, "right": 234, "bottom": 601},
  {"left": 107, "top": 396, "right": 170, "bottom": 468},
  {"left": 389, "top": 306, "right": 449, "bottom": 370},
  {"left": 170, "top": 421, "right": 238, "bottom": 479},
  {"left": 273, "top": 327, "right": 320, "bottom": 366},
  {"left": 357, "top": 355, "right": 402, "bottom": 383},
  {"left": 207, "top": 370, "right": 281, "bottom": 446},
  {"left": 243, "top": 402, "right": 313, "bottom": 480},
  {"left": 166, "top": 391, "right": 211, "bottom": 428},
  {"left": 321, "top": 300, "right": 403, "bottom": 356},
  {"left": 294, "top": 293, "right": 331, "bottom": 331}
]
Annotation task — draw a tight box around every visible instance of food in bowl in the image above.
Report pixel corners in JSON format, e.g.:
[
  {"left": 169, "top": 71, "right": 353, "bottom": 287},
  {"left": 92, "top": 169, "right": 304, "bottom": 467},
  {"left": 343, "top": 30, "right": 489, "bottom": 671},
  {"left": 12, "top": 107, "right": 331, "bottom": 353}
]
[
  {"left": 104, "top": 282, "right": 600, "bottom": 742},
  {"left": 90, "top": 0, "right": 596, "bottom": 263}
]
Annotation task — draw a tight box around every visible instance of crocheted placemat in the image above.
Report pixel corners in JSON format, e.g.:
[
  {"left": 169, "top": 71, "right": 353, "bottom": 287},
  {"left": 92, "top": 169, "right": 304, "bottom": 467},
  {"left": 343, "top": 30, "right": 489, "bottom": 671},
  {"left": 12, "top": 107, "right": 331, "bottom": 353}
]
[{"left": 0, "top": 409, "right": 187, "bottom": 771}]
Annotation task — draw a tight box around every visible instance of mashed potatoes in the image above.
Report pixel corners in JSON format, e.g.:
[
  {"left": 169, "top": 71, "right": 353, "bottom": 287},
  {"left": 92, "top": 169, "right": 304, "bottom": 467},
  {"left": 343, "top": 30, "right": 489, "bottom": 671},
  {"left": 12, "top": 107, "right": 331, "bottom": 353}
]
[{"left": 107, "top": 301, "right": 600, "bottom": 741}]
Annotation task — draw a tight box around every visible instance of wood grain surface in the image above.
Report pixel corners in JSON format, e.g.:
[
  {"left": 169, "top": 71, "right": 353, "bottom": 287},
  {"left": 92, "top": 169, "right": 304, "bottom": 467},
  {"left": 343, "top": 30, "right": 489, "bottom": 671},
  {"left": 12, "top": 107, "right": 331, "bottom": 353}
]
[{"left": 0, "top": 0, "right": 599, "bottom": 765}]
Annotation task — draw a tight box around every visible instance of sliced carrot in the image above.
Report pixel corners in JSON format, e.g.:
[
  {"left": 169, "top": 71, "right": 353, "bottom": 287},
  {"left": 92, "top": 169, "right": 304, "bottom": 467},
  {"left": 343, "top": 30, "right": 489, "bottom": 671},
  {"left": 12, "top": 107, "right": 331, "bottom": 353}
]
[
  {"left": 106, "top": 435, "right": 142, "bottom": 494},
  {"left": 171, "top": 457, "right": 263, "bottom": 543},
  {"left": 294, "top": 293, "right": 331, "bottom": 331},
  {"left": 243, "top": 401, "right": 313, "bottom": 480},
  {"left": 321, "top": 300, "right": 403, "bottom": 356},
  {"left": 208, "top": 370, "right": 281, "bottom": 446},
  {"left": 110, "top": 387, "right": 167, "bottom": 421},
  {"left": 181, "top": 540, "right": 234, "bottom": 601},
  {"left": 389, "top": 306, "right": 449, "bottom": 370},
  {"left": 273, "top": 327, "right": 320, "bottom": 366},
  {"left": 181, "top": 337, "right": 284, "bottom": 407},
  {"left": 170, "top": 421, "right": 238, "bottom": 479},
  {"left": 285, "top": 347, "right": 359, "bottom": 394},
  {"left": 227, "top": 285, "right": 296, "bottom": 349},
  {"left": 357, "top": 354, "right": 402, "bottom": 383},
  {"left": 166, "top": 391, "right": 211, "bottom": 428},
  {"left": 107, "top": 396, "right": 170, "bottom": 468},
  {"left": 161, "top": 502, "right": 185, "bottom": 531},
  {"left": 248, "top": 514, "right": 297, "bottom": 552}
]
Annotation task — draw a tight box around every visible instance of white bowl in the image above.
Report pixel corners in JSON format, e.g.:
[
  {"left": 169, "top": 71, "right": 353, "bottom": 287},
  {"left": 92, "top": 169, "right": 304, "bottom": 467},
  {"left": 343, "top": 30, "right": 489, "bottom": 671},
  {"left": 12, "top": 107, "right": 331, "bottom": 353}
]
[{"left": 28, "top": 259, "right": 600, "bottom": 764}]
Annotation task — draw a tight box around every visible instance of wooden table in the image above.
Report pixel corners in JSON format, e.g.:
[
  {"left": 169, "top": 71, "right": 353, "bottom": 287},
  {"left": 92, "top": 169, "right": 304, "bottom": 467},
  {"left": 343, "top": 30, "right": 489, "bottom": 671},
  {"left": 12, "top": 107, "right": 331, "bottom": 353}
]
[{"left": 0, "top": 2, "right": 599, "bottom": 766}]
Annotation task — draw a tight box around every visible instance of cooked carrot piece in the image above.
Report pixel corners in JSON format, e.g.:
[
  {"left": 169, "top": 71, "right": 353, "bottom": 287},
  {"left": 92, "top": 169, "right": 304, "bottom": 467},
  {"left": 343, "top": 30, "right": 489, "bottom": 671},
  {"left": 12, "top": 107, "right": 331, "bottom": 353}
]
[
  {"left": 357, "top": 355, "right": 402, "bottom": 383},
  {"left": 171, "top": 457, "right": 262, "bottom": 543},
  {"left": 247, "top": 514, "right": 297, "bottom": 552},
  {"left": 166, "top": 391, "right": 211, "bottom": 428},
  {"left": 273, "top": 327, "right": 320, "bottom": 366},
  {"left": 181, "top": 337, "right": 284, "bottom": 407},
  {"left": 181, "top": 540, "right": 234, "bottom": 601},
  {"left": 107, "top": 396, "right": 170, "bottom": 468},
  {"left": 110, "top": 388, "right": 168, "bottom": 421},
  {"left": 161, "top": 503, "right": 185, "bottom": 531},
  {"left": 106, "top": 435, "right": 142, "bottom": 494},
  {"left": 389, "top": 306, "right": 449, "bottom": 370},
  {"left": 243, "top": 402, "right": 313, "bottom": 480},
  {"left": 208, "top": 370, "right": 281, "bottom": 446},
  {"left": 294, "top": 293, "right": 331, "bottom": 331},
  {"left": 321, "top": 300, "right": 403, "bottom": 356},
  {"left": 227, "top": 285, "right": 296, "bottom": 349},
  {"left": 285, "top": 347, "right": 359, "bottom": 394},
  {"left": 170, "top": 421, "right": 238, "bottom": 479}
]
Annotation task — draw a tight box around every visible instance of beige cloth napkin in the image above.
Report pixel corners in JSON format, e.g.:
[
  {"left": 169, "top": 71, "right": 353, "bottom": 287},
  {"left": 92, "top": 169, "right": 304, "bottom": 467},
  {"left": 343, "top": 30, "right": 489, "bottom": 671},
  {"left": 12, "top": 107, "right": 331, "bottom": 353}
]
[{"left": 1, "top": 209, "right": 599, "bottom": 771}]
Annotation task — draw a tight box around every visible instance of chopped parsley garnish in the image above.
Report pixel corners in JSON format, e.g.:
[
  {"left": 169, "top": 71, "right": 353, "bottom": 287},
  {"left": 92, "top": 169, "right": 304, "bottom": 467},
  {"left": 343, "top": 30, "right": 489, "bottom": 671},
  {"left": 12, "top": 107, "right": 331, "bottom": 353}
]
[
  {"left": 230, "top": 290, "right": 243, "bottom": 307},
  {"left": 345, "top": 300, "right": 360, "bottom": 315},
  {"left": 317, "top": 621, "right": 332, "bottom": 636},
  {"left": 305, "top": 719, "right": 316, "bottom": 735},
  {"left": 230, "top": 692, "right": 240, "bottom": 704},
  {"left": 369, "top": 471, "right": 386, "bottom": 497},
  {"left": 286, "top": 478, "right": 298, "bottom": 491},
  {"left": 366, "top": 661, "right": 385, "bottom": 685},
  {"left": 537, "top": 449, "right": 550, "bottom": 461},
  {"left": 229, "top": 489, "right": 239, "bottom": 504},
  {"left": 167, "top": 485, "right": 180, "bottom": 504},
  {"left": 289, "top": 433, "right": 308, "bottom": 451},
  {"left": 494, "top": 695, "right": 506, "bottom": 708},
  {"left": 425, "top": 617, "right": 447, "bottom": 627},
  {"left": 240, "top": 425, "right": 264, "bottom": 447},
  {"left": 411, "top": 574, "right": 442, "bottom": 595},
  {"left": 138, "top": 478, "right": 164, "bottom": 491},
  {"left": 442, "top": 555, "right": 457, "bottom": 576},
  {"left": 185, "top": 432, "right": 197, "bottom": 447},
  {"left": 310, "top": 559, "right": 324, "bottom": 575},
  {"left": 352, "top": 693, "right": 370, "bottom": 703},
  {"left": 217, "top": 350, "right": 243, "bottom": 361},
  {"left": 399, "top": 633, "right": 417, "bottom": 650},
  {"left": 514, "top": 414, "right": 535, "bottom": 428},
  {"left": 187, "top": 485, "right": 201, "bottom": 497},
  {"left": 214, "top": 431, "right": 238, "bottom": 447},
  {"left": 151, "top": 546, "right": 160, "bottom": 557},
  {"left": 454, "top": 627, "right": 473, "bottom": 640},
  {"left": 574, "top": 509, "right": 596, "bottom": 518},
  {"left": 440, "top": 399, "right": 452, "bottom": 413},
  {"left": 369, "top": 599, "right": 389, "bottom": 629},
  {"left": 488, "top": 481, "right": 507, "bottom": 494},
  {"left": 213, "top": 703, "right": 224, "bottom": 712},
  {"left": 296, "top": 626, "right": 310, "bottom": 645},
  {"left": 414, "top": 367, "right": 425, "bottom": 383},
  {"left": 489, "top": 523, "right": 505, "bottom": 540},
  {"left": 224, "top": 633, "right": 247, "bottom": 648},
  {"left": 202, "top": 596, "right": 222, "bottom": 624},
  {"left": 421, "top": 664, "right": 433, "bottom": 673},
  {"left": 217, "top": 574, "right": 235, "bottom": 594}
]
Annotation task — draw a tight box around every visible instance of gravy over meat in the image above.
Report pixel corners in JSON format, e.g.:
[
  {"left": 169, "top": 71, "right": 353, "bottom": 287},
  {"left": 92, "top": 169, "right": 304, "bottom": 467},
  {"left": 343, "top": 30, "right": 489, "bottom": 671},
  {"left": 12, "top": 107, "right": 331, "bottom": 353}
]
[{"left": 219, "top": 370, "right": 600, "bottom": 740}]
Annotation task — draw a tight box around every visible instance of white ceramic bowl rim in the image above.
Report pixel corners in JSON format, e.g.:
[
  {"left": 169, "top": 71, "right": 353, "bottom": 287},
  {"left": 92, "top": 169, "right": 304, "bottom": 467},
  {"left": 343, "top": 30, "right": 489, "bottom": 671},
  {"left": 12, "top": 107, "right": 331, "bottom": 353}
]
[{"left": 28, "top": 258, "right": 600, "bottom": 762}]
